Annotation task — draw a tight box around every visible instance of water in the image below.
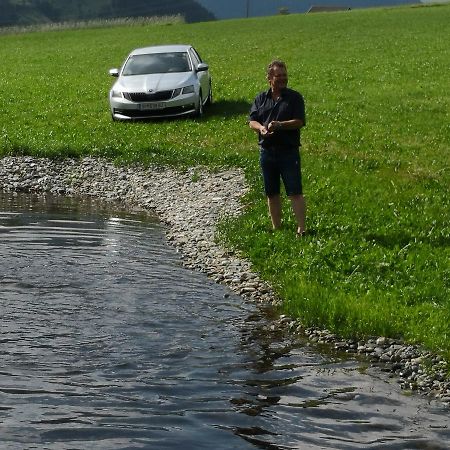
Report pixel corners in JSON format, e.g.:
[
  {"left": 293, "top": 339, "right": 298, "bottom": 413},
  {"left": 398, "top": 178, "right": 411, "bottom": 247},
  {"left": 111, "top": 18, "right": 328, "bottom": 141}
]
[{"left": 0, "top": 192, "right": 448, "bottom": 450}]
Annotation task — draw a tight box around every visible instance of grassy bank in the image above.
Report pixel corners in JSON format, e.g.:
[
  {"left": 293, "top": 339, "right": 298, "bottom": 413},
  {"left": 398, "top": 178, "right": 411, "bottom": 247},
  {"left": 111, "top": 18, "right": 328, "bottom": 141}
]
[
  {"left": 1, "top": 5, "right": 449, "bottom": 360},
  {"left": 0, "top": 15, "right": 184, "bottom": 35}
]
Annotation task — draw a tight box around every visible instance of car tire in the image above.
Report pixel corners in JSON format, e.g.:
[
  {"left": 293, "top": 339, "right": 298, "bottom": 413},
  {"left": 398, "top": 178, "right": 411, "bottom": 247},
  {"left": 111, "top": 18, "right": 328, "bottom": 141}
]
[
  {"left": 206, "top": 83, "right": 213, "bottom": 106},
  {"left": 193, "top": 91, "right": 204, "bottom": 118}
]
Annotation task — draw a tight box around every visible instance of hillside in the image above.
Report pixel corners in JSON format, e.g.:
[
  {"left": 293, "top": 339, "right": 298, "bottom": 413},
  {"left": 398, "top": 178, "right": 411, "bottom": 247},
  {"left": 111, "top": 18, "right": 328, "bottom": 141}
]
[
  {"left": 197, "top": 0, "right": 419, "bottom": 19},
  {"left": 0, "top": 0, "right": 215, "bottom": 27}
]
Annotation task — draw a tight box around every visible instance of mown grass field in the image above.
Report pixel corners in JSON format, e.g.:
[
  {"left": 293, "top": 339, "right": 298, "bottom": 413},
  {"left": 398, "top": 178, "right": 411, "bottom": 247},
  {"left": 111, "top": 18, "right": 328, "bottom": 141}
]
[{"left": 1, "top": 5, "right": 449, "bottom": 361}]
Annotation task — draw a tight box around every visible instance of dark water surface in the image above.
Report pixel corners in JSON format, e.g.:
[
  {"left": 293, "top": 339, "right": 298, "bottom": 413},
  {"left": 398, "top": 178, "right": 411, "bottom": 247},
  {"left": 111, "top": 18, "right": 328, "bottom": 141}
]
[{"left": 0, "top": 192, "right": 448, "bottom": 450}]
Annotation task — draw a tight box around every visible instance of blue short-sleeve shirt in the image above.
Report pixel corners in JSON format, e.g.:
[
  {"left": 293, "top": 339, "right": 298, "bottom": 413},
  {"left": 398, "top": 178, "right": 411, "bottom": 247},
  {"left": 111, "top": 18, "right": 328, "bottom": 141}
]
[{"left": 249, "top": 87, "right": 306, "bottom": 150}]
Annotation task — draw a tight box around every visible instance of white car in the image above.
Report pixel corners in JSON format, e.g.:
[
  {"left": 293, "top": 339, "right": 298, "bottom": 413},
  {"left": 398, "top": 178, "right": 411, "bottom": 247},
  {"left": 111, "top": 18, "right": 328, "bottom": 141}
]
[{"left": 109, "top": 44, "right": 212, "bottom": 120}]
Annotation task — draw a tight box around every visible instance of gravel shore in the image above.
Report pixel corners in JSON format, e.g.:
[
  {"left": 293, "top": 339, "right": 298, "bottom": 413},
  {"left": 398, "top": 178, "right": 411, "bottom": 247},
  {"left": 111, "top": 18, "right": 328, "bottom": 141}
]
[{"left": 1, "top": 156, "right": 449, "bottom": 405}]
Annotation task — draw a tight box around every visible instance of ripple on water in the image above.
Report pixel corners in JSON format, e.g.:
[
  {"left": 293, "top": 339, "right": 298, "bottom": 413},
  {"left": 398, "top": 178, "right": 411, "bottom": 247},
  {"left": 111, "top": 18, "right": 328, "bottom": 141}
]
[{"left": 0, "top": 192, "right": 449, "bottom": 450}]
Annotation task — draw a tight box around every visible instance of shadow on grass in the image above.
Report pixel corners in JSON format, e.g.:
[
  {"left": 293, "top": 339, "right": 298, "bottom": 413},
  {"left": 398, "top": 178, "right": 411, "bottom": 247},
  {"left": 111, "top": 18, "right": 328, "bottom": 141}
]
[{"left": 205, "top": 99, "right": 252, "bottom": 118}]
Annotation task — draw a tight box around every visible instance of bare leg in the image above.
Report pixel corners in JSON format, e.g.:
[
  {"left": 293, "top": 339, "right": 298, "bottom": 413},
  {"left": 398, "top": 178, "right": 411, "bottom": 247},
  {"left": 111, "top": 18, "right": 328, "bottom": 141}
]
[
  {"left": 289, "top": 194, "right": 306, "bottom": 235},
  {"left": 267, "top": 195, "right": 282, "bottom": 229}
]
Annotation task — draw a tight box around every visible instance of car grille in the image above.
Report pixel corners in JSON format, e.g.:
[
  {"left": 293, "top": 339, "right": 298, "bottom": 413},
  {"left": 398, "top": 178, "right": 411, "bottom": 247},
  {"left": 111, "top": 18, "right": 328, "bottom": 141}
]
[{"left": 124, "top": 90, "right": 174, "bottom": 102}]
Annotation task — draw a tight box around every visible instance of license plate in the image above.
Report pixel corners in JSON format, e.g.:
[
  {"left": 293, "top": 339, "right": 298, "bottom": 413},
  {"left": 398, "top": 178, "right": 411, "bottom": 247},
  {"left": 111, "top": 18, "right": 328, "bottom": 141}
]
[{"left": 140, "top": 102, "right": 165, "bottom": 111}]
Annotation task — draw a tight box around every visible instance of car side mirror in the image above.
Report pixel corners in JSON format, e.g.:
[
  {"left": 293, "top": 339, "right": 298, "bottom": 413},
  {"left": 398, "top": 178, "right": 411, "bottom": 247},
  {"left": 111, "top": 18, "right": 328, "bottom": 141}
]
[
  {"left": 196, "top": 63, "right": 209, "bottom": 72},
  {"left": 109, "top": 68, "right": 120, "bottom": 77}
]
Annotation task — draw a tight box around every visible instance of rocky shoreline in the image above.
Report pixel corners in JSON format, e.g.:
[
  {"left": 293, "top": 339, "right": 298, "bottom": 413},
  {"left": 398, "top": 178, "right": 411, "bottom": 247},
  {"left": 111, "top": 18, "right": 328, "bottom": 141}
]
[{"left": 1, "top": 156, "right": 449, "bottom": 405}]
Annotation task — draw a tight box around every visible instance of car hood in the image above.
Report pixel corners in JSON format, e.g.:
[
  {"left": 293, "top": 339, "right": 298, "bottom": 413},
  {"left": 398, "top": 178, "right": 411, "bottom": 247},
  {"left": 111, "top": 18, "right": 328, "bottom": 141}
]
[{"left": 115, "top": 73, "right": 194, "bottom": 92}]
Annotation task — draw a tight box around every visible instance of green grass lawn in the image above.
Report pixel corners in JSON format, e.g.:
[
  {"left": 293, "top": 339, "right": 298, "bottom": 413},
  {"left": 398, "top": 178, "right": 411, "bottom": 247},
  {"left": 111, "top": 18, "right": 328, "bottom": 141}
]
[{"left": 1, "top": 5, "right": 449, "bottom": 361}]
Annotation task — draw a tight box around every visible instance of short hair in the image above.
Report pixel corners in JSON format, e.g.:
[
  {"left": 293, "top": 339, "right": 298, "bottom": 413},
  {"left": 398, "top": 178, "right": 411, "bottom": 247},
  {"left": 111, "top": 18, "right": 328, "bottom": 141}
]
[{"left": 267, "top": 60, "right": 287, "bottom": 78}]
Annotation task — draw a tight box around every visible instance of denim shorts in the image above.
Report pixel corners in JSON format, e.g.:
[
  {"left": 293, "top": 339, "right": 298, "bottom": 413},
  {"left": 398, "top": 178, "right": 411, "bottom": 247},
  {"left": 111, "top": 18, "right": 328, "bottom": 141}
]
[{"left": 260, "top": 147, "right": 303, "bottom": 196}]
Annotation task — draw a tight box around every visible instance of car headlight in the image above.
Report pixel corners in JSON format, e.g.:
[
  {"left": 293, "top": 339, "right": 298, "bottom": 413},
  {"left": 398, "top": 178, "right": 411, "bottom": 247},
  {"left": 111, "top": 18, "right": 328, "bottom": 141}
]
[
  {"left": 182, "top": 85, "right": 195, "bottom": 95},
  {"left": 172, "top": 88, "right": 182, "bottom": 97},
  {"left": 111, "top": 90, "right": 123, "bottom": 98}
]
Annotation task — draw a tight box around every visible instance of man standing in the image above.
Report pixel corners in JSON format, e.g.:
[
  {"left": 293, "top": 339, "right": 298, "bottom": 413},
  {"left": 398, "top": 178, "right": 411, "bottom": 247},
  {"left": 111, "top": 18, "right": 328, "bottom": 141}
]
[{"left": 248, "top": 60, "right": 306, "bottom": 236}]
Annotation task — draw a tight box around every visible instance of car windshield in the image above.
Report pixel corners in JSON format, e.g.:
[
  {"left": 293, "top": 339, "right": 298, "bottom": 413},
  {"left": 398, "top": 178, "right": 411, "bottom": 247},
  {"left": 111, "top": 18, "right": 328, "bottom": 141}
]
[{"left": 122, "top": 52, "right": 191, "bottom": 76}]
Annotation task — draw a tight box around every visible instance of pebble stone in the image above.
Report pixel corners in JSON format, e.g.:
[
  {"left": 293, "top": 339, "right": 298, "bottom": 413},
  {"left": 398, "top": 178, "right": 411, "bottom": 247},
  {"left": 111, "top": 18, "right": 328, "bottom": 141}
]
[{"left": 0, "top": 156, "right": 448, "bottom": 405}]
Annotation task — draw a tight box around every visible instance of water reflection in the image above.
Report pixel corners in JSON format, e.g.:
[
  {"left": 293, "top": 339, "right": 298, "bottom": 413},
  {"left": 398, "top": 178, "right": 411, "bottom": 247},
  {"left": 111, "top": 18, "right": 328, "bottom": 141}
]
[{"left": 0, "top": 192, "right": 448, "bottom": 450}]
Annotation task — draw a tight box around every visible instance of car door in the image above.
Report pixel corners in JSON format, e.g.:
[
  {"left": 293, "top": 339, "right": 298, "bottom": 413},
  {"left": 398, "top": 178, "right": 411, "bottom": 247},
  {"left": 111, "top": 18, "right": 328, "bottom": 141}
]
[{"left": 190, "top": 48, "right": 210, "bottom": 103}]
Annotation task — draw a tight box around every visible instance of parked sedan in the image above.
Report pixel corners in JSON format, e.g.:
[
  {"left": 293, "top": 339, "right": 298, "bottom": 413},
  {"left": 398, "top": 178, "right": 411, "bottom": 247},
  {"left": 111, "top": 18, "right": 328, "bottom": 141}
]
[{"left": 109, "top": 44, "right": 212, "bottom": 120}]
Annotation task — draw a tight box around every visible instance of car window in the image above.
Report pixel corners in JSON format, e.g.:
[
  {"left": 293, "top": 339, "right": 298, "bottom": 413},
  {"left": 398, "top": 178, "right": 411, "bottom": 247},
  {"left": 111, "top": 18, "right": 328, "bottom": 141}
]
[
  {"left": 122, "top": 52, "right": 190, "bottom": 76},
  {"left": 189, "top": 49, "right": 202, "bottom": 68}
]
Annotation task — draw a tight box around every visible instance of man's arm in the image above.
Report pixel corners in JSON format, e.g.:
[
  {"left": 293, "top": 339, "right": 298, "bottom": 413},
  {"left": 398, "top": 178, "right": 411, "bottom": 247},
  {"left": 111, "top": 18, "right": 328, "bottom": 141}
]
[
  {"left": 267, "top": 118, "right": 304, "bottom": 132},
  {"left": 249, "top": 120, "right": 272, "bottom": 136}
]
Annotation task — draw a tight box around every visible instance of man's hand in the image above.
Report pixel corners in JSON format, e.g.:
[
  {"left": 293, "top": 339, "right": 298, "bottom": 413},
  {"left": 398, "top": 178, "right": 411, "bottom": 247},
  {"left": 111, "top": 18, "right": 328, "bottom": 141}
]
[
  {"left": 249, "top": 120, "right": 273, "bottom": 136},
  {"left": 267, "top": 121, "right": 281, "bottom": 132},
  {"left": 260, "top": 125, "right": 273, "bottom": 136}
]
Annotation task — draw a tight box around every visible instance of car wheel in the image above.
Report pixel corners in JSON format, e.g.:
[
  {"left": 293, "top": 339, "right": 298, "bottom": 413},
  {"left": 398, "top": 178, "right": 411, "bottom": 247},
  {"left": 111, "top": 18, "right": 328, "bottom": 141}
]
[
  {"left": 194, "top": 91, "right": 204, "bottom": 118},
  {"left": 206, "top": 83, "right": 213, "bottom": 106}
]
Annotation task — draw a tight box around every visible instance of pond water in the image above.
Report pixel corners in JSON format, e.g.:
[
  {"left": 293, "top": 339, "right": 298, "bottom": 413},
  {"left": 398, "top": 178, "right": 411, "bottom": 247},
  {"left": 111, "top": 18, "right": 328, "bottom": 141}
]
[{"left": 0, "top": 192, "right": 448, "bottom": 450}]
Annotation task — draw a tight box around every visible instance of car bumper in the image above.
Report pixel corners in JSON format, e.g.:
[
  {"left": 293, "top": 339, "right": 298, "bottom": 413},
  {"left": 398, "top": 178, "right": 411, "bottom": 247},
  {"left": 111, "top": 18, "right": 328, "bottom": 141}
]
[{"left": 110, "top": 94, "right": 197, "bottom": 120}]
